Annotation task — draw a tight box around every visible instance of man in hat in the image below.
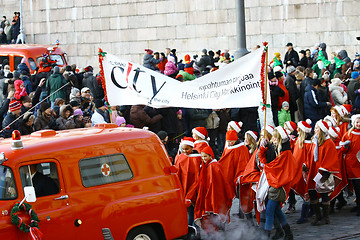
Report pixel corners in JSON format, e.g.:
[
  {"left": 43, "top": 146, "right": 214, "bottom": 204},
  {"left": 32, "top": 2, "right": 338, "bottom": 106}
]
[
  {"left": 91, "top": 99, "right": 110, "bottom": 126},
  {"left": 2, "top": 100, "right": 21, "bottom": 138},
  {"left": 46, "top": 66, "right": 67, "bottom": 109},
  {"left": 195, "top": 49, "right": 214, "bottom": 75},
  {"left": 284, "top": 42, "right": 299, "bottom": 69}
]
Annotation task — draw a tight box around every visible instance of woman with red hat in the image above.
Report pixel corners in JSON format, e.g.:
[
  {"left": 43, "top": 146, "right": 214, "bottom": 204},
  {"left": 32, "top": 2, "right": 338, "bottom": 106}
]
[
  {"left": 257, "top": 126, "right": 295, "bottom": 239},
  {"left": 303, "top": 120, "right": 341, "bottom": 225},
  {"left": 192, "top": 127, "right": 209, "bottom": 153},
  {"left": 342, "top": 114, "right": 360, "bottom": 216},
  {"left": 331, "top": 104, "right": 351, "bottom": 138},
  {"left": 175, "top": 137, "right": 201, "bottom": 225},
  {"left": 189, "top": 146, "right": 233, "bottom": 235}
]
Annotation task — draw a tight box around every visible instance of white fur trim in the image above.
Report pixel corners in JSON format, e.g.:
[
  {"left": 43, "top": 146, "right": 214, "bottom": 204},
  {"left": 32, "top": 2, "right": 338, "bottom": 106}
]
[
  {"left": 316, "top": 121, "right": 328, "bottom": 133},
  {"left": 265, "top": 125, "right": 274, "bottom": 135},
  {"left": 226, "top": 142, "right": 245, "bottom": 150},
  {"left": 246, "top": 131, "right": 258, "bottom": 141},
  {"left": 324, "top": 116, "right": 336, "bottom": 127},
  {"left": 181, "top": 140, "right": 194, "bottom": 148},
  {"left": 328, "top": 127, "right": 338, "bottom": 138},
  {"left": 229, "top": 121, "right": 241, "bottom": 133},
  {"left": 334, "top": 106, "right": 344, "bottom": 117},
  {"left": 351, "top": 114, "right": 360, "bottom": 125},
  {"left": 298, "top": 121, "right": 312, "bottom": 133},
  {"left": 275, "top": 126, "right": 288, "bottom": 140}
]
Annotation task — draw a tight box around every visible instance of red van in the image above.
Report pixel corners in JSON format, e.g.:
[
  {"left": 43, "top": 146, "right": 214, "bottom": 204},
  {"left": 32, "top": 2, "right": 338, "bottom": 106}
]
[
  {"left": 0, "top": 43, "right": 67, "bottom": 74},
  {"left": 0, "top": 125, "right": 188, "bottom": 240}
]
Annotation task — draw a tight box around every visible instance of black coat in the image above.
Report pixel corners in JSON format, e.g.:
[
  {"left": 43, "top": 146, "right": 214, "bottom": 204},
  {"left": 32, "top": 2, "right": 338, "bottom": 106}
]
[
  {"left": 33, "top": 172, "right": 59, "bottom": 197},
  {"left": 144, "top": 106, "right": 162, "bottom": 134},
  {"left": 196, "top": 55, "right": 214, "bottom": 73},
  {"left": 303, "top": 85, "right": 327, "bottom": 122},
  {"left": 300, "top": 77, "right": 313, "bottom": 101},
  {"left": 270, "top": 85, "right": 285, "bottom": 110},
  {"left": 2, "top": 112, "right": 18, "bottom": 138},
  {"left": 284, "top": 49, "right": 299, "bottom": 67},
  {"left": 284, "top": 74, "right": 299, "bottom": 112},
  {"left": 159, "top": 107, "right": 178, "bottom": 135}
]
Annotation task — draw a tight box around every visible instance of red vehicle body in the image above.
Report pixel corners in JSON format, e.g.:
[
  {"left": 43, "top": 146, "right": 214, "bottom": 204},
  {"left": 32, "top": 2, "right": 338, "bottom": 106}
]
[
  {"left": 0, "top": 44, "right": 67, "bottom": 74},
  {"left": 0, "top": 125, "right": 188, "bottom": 240}
]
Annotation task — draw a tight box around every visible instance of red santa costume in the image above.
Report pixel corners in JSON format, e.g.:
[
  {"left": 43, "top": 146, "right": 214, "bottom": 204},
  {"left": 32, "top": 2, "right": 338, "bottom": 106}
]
[
  {"left": 291, "top": 119, "right": 312, "bottom": 198},
  {"left": 227, "top": 121, "right": 243, "bottom": 133},
  {"left": 219, "top": 130, "right": 250, "bottom": 198},
  {"left": 192, "top": 127, "right": 209, "bottom": 154},
  {"left": 284, "top": 121, "right": 298, "bottom": 151},
  {"left": 333, "top": 105, "right": 351, "bottom": 138},
  {"left": 191, "top": 146, "right": 233, "bottom": 233}
]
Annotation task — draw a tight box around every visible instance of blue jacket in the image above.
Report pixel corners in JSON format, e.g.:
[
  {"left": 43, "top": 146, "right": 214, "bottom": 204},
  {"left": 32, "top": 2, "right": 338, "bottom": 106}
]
[{"left": 303, "top": 84, "right": 327, "bottom": 121}]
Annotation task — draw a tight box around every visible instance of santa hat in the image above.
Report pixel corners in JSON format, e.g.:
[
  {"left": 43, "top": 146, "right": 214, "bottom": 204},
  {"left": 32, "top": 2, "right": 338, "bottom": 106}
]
[
  {"left": 181, "top": 137, "right": 195, "bottom": 148},
  {"left": 9, "top": 100, "right": 21, "bottom": 112},
  {"left": 340, "top": 104, "right": 352, "bottom": 116},
  {"left": 192, "top": 127, "right": 208, "bottom": 140},
  {"left": 324, "top": 115, "right": 336, "bottom": 127},
  {"left": 275, "top": 126, "right": 289, "bottom": 140},
  {"left": 284, "top": 121, "right": 297, "bottom": 133},
  {"left": 298, "top": 119, "right": 312, "bottom": 133},
  {"left": 351, "top": 114, "right": 360, "bottom": 126},
  {"left": 316, "top": 120, "right": 329, "bottom": 133},
  {"left": 201, "top": 146, "right": 214, "bottom": 159},
  {"left": 333, "top": 106, "right": 345, "bottom": 117},
  {"left": 184, "top": 54, "right": 191, "bottom": 64},
  {"left": 226, "top": 130, "right": 238, "bottom": 141},
  {"left": 265, "top": 125, "right": 274, "bottom": 136},
  {"left": 228, "top": 121, "right": 243, "bottom": 133},
  {"left": 246, "top": 131, "right": 258, "bottom": 141},
  {"left": 145, "top": 49, "right": 153, "bottom": 55},
  {"left": 328, "top": 126, "right": 340, "bottom": 139}
]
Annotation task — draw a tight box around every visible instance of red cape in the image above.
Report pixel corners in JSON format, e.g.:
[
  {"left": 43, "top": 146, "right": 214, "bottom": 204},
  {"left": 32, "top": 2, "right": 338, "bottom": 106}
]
[
  {"left": 306, "top": 138, "right": 341, "bottom": 191},
  {"left": 330, "top": 138, "right": 348, "bottom": 200},
  {"left": 338, "top": 122, "right": 349, "bottom": 139},
  {"left": 259, "top": 147, "right": 296, "bottom": 195},
  {"left": 175, "top": 153, "right": 201, "bottom": 201},
  {"left": 277, "top": 80, "right": 290, "bottom": 110},
  {"left": 342, "top": 129, "right": 360, "bottom": 179},
  {"left": 193, "top": 160, "right": 233, "bottom": 223},
  {"left": 241, "top": 149, "right": 261, "bottom": 184},
  {"left": 194, "top": 140, "right": 209, "bottom": 154},
  {"left": 291, "top": 140, "right": 312, "bottom": 197},
  {"left": 218, "top": 143, "right": 250, "bottom": 197}
]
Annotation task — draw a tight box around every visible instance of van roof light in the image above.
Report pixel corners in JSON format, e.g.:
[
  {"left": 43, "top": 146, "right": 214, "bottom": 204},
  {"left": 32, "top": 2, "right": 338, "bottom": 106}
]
[{"left": 11, "top": 130, "right": 23, "bottom": 150}]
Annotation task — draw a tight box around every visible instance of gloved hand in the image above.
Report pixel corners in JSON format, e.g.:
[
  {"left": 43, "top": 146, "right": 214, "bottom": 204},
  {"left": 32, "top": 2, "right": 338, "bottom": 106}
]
[
  {"left": 343, "top": 140, "right": 351, "bottom": 149},
  {"left": 20, "top": 87, "right": 27, "bottom": 97},
  {"left": 320, "top": 171, "right": 330, "bottom": 183},
  {"left": 260, "top": 138, "right": 268, "bottom": 148},
  {"left": 302, "top": 164, "right": 309, "bottom": 172}
]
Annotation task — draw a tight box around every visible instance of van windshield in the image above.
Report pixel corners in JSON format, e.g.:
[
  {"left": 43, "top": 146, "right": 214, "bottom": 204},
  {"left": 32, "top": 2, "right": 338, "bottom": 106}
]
[
  {"left": 0, "top": 166, "right": 17, "bottom": 200},
  {"left": 50, "top": 54, "right": 64, "bottom": 65}
]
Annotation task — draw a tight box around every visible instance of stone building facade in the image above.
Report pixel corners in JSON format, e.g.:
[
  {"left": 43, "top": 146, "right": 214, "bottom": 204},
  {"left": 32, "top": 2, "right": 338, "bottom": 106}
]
[{"left": 0, "top": 0, "right": 359, "bottom": 69}]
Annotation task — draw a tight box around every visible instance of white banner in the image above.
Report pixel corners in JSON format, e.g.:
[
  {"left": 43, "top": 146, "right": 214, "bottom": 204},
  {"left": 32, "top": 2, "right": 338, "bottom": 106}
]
[{"left": 102, "top": 48, "right": 265, "bottom": 109}]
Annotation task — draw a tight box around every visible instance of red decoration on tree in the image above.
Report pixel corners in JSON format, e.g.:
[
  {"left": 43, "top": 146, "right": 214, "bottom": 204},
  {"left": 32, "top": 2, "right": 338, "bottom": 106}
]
[
  {"left": 260, "top": 42, "right": 268, "bottom": 110},
  {"left": 98, "top": 48, "right": 108, "bottom": 102}
]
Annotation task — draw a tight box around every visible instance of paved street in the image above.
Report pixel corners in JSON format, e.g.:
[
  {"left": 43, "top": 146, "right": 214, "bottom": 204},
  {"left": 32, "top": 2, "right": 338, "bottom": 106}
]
[{"left": 198, "top": 195, "right": 360, "bottom": 239}]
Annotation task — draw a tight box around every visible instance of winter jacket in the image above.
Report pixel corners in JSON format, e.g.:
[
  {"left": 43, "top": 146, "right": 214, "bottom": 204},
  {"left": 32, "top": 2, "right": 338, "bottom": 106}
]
[
  {"left": 338, "top": 50, "right": 351, "bottom": 64},
  {"left": 143, "top": 53, "right": 161, "bottom": 71},
  {"left": 18, "top": 119, "right": 34, "bottom": 136},
  {"left": 164, "top": 61, "right": 178, "bottom": 77},
  {"left": 14, "top": 80, "right": 27, "bottom": 101},
  {"left": 64, "top": 70, "right": 81, "bottom": 90},
  {"left": 34, "top": 110, "right": 52, "bottom": 131},
  {"left": 46, "top": 73, "right": 67, "bottom": 102},
  {"left": 129, "top": 105, "right": 162, "bottom": 129},
  {"left": 176, "top": 70, "right": 196, "bottom": 81},
  {"left": 284, "top": 74, "right": 299, "bottom": 112},
  {"left": 206, "top": 111, "right": 220, "bottom": 130},
  {"left": 278, "top": 109, "right": 291, "bottom": 127},
  {"left": 56, "top": 105, "right": 73, "bottom": 130},
  {"left": 91, "top": 108, "right": 110, "bottom": 126},
  {"left": 187, "top": 108, "right": 210, "bottom": 130},
  {"left": 299, "top": 77, "right": 313, "bottom": 101},
  {"left": 195, "top": 55, "right": 214, "bottom": 73},
  {"left": 82, "top": 72, "right": 104, "bottom": 100},
  {"left": 1, "top": 112, "right": 18, "bottom": 138},
  {"left": 159, "top": 107, "right": 178, "bottom": 135},
  {"left": 303, "top": 85, "right": 327, "bottom": 121},
  {"left": 144, "top": 106, "right": 162, "bottom": 133},
  {"left": 329, "top": 83, "right": 347, "bottom": 106},
  {"left": 270, "top": 83, "right": 285, "bottom": 111},
  {"left": 21, "top": 75, "right": 33, "bottom": 95},
  {"left": 347, "top": 79, "right": 360, "bottom": 105},
  {"left": 317, "top": 85, "right": 331, "bottom": 118},
  {"left": 284, "top": 49, "right": 299, "bottom": 67}
]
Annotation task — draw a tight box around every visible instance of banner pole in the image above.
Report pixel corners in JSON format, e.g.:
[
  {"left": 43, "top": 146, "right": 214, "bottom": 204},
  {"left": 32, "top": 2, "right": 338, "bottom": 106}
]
[
  {"left": 98, "top": 48, "right": 108, "bottom": 103},
  {"left": 264, "top": 46, "right": 268, "bottom": 127}
]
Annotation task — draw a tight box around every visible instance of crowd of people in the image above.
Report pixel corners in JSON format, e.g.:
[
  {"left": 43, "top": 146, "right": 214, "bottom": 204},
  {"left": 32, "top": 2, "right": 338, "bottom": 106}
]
[
  {"left": 0, "top": 40, "right": 360, "bottom": 239},
  {"left": 0, "top": 12, "right": 21, "bottom": 44}
]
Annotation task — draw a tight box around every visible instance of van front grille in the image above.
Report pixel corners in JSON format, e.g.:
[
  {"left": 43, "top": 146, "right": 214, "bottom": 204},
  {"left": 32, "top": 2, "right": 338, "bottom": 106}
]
[{"left": 102, "top": 228, "right": 114, "bottom": 240}]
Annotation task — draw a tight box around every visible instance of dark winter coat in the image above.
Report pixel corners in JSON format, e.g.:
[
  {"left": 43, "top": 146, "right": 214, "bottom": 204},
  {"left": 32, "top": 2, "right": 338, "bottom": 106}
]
[
  {"left": 129, "top": 105, "right": 162, "bottom": 129},
  {"left": 159, "top": 107, "right": 178, "bottom": 135},
  {"left": 284, "top": 49, "right": 299, "bottom": 67},
  {"left": 2, "top": 111, "right": 18, "bottom": 138},
  {"left": 187, "top": 108, "right": 210, "bottom": 130},
  {"left": 317, "top": 85, "right": 331, "bottom": 118},
  {"left": 56, "top": 105, "right": 73, "bottom": 130},
  {"left": 143, "top": 54, "right": 161, "bottom": 71},
  {"left": 347, "top": 79, "right": 360, "bottom": 105},
  {"left": 196, "top": 55, "right": 213, "bottom": 74},
  {"left": 303, "top": 85, "right": 327, "bottom": 122},
  {"left": 46, "top": 73, "right": 67, "bottom": 102},
  {"left": 21, "top": 75, "right": 33, "bottom": 95},
  {"left": 18, "top": 119, "right": 34, "bottom": 136},
  {"left": 300, "top": 77, "right": 314, "bottom": 101},
  {"left": 270, "top": 84, "right": 285, "bottom": 111},
  {"left": 284, "top": 74, "right": 299, "bottom": 112},
  {"left": 143, "top": 106, "right": 162, "bottom": 133},
  {"left": 82, "top": 72, "right": 104, "bottom": 100},
  {"left": 338, "top": 50, "right": 351, "bottom": 64}
]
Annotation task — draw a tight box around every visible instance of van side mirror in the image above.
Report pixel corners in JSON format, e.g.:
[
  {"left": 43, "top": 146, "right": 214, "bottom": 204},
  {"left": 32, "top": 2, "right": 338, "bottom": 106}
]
[{"left": 24, "top": 186, "right": 36, "bottom": 203}]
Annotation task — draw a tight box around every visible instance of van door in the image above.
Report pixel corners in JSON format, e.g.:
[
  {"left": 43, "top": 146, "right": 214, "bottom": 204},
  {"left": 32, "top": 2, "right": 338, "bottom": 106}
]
[{"left": 17, "top": 160, "right": 75, "bottom": 239}]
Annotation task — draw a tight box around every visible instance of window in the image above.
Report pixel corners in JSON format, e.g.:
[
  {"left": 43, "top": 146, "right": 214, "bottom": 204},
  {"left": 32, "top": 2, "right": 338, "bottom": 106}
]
[
  {"left": 19, "top": 162, "right": 60, "bottom": 197},
  {"left": 79, "top": 154, "right": 133, "bottom": 188},
  {"left": 14, "top": 56, "right": 24, "bottom": 70},
  {"left": 28, "top": 58, "right": 37, "bottom": 70},
  {"left": 50, "top": 54, "right": 64, "bottom": 65},
  {"left": 0, "top": 56, "right": 9, "bottom": 67},
  {"left": 0, "top": 166, "right": 17, "bottom": 200}
]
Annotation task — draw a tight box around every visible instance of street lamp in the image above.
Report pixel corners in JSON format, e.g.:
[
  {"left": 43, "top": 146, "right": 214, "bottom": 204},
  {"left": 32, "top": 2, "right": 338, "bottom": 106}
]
[
  {"left": 234, "top": 0, "right": 249, "bottom": 60},
  {"left": 16, "top": 0, "right": 27, "bottom": 44}
]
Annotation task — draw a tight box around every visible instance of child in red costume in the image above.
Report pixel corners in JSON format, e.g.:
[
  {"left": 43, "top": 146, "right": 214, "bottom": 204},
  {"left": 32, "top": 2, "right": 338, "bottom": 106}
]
[
  {"left": 342, "top": 114, "right": 360, "bottom": 216},
  {"left": 291, "top": 119, "right": 312, "bottom": 224},
  {"left": 219, "top": 130, "right": 250, "bottom": 198},
  {"left": 175, "top": 137, "right": 201, "bottom": 225},
  {"left": 190, "top": 146, "right": 233, "bottom": 234},
  {"left": 192, "top": 127, "right": 209, "bottom": 153},
  {"left": 303, "top": 120, "right": 341, "bottom": 225},
  {"left": 331, "top": 105, "right": 351, "bottom": 138},
  {"left": 258, "top": 126, "right": 295, "bottom": 239}
]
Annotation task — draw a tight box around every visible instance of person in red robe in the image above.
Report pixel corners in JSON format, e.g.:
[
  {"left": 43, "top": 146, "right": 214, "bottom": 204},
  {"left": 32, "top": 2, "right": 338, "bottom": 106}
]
[
  {"left": 189, "top": 146, "right": 233, "bottom": 234},
  {"left": 192, "top": 127, "right": 209, "bottom": 153},
  {"left": 258, "top": 126, "right": 295, "bottom": 239},
  {"left": 331, "top": 105, "right": 351, "bottom": 138},
  {"left": 275, "top": 71, "right": 289, "bottom": 111},
  {"left": 342, "top": 114, "right": 360, "bottom": 216},
  {"left": 303, "top": 120, "right": 341, "bottom": 225},
  {"left": 175, "top": 137, "right": 201, "bottom": 225},
  {"left": 291, "top": 119, "right": 312, "bottom": 224}
]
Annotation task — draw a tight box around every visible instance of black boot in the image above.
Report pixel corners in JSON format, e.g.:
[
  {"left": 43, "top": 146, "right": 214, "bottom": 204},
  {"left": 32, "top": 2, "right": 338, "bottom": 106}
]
[
  {"left": 245, "top": 213, "right": 254, "bottom": 226},
  {"left": 336, "top": 192, "right": 347, "bottom": 210},
  {"left": 282, "top": 224, "right": 293, "bottom": 240},
  {"left": 296, "top": 204, "right": 309, "bottom": 224},
  {"left": 330, "top": 200, "right": 335, "bottom": 214},
  {"left": 323, "top": 204, "right": 330, "bottom": 224},
  {"left": 311, "top": 203, "right": 322, "bottom": 226},
  {"left": 271, "top": 225, "right": 284, "bottom": 240}
]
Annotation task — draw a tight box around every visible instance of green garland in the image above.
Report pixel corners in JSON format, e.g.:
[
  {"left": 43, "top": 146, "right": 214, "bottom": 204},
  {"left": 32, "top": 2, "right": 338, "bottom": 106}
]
[{"left": 11, "top": 202, "right": 40, "bottom": 233}]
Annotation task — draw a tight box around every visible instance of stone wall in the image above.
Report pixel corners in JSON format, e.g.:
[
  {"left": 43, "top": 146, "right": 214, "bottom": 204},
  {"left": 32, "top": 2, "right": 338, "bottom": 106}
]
[{"left": 0, "top": 0, "right": 359, "bottom": 70}]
